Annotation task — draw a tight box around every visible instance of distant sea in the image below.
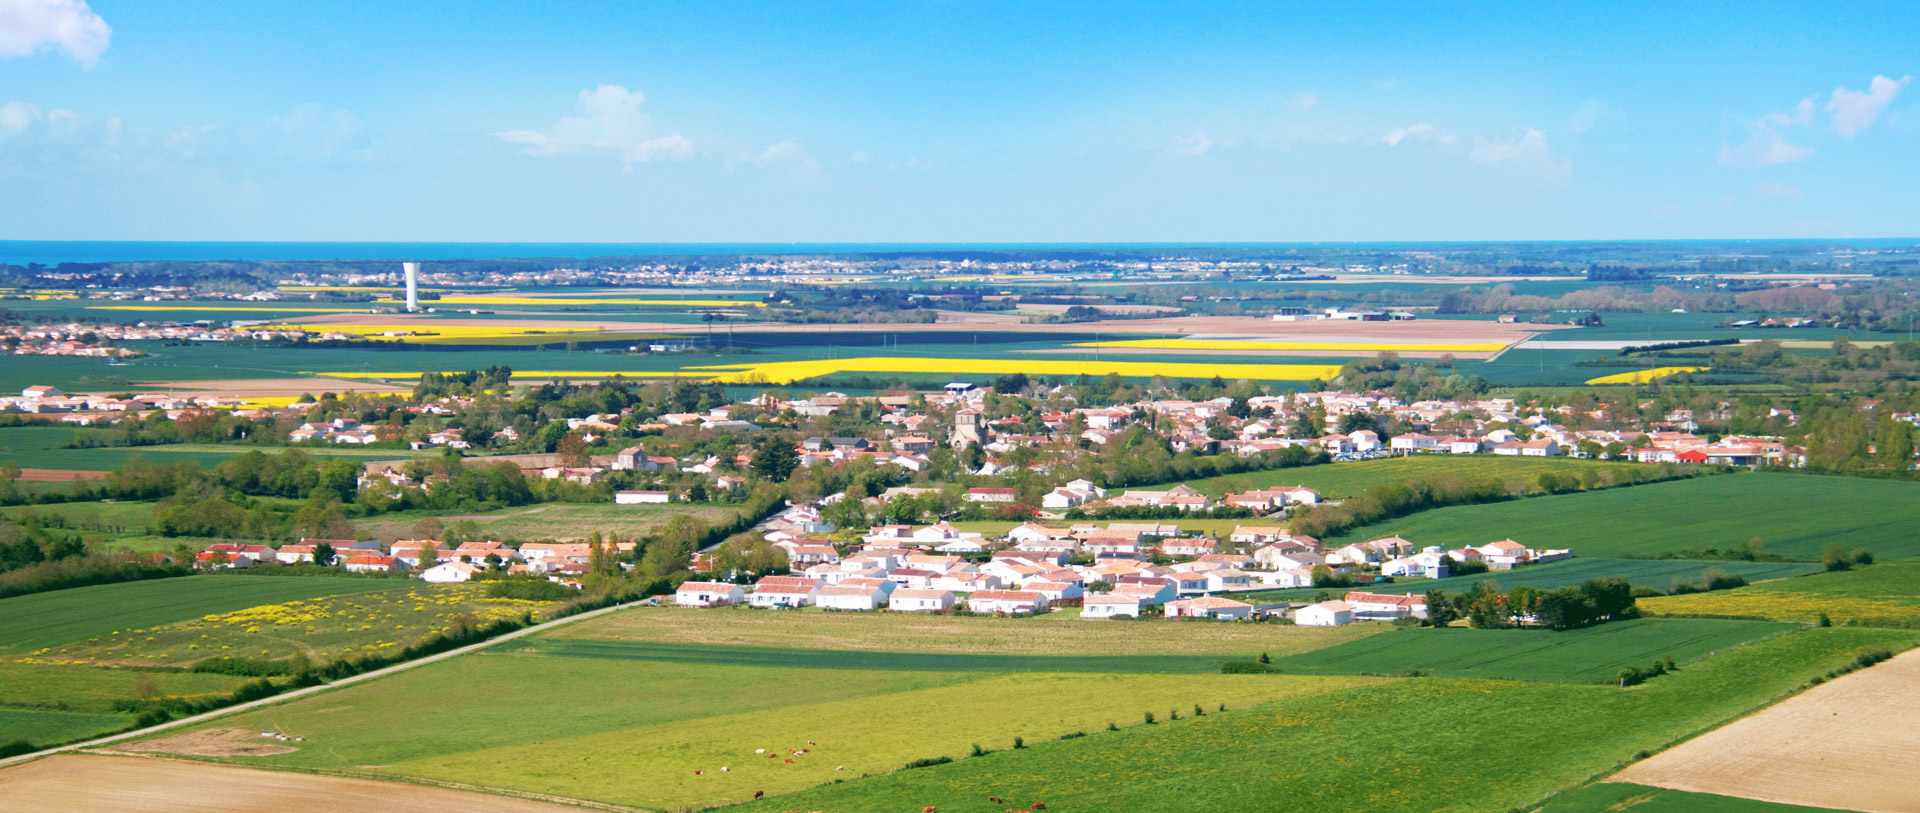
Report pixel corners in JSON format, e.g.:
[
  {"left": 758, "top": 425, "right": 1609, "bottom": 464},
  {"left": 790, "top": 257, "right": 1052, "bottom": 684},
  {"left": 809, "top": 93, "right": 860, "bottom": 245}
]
[{"left": 4, "top": 239, "right": 1915, "bottom": 266}]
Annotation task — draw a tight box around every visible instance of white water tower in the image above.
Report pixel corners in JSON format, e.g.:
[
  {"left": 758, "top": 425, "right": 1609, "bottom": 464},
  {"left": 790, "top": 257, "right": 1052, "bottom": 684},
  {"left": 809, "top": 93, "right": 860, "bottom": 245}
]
[{"left": 403, "top": 262, "right": 420, "bottom": 311}]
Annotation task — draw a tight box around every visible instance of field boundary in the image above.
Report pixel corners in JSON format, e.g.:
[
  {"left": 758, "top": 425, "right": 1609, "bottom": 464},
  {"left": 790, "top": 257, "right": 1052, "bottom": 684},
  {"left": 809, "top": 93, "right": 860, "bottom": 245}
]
[{"left": 0, "top": 598, "right": 643, "bottom": 770}]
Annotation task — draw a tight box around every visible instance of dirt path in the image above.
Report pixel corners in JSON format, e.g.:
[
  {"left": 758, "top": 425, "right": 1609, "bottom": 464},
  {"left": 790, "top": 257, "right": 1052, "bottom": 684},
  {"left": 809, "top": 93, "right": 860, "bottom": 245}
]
[
  {"left": 0, "top": 754, "right": 586, "bottom": 812},
  {"left": 1611, "top": 648, "right": 1920, "bottom": 813}
]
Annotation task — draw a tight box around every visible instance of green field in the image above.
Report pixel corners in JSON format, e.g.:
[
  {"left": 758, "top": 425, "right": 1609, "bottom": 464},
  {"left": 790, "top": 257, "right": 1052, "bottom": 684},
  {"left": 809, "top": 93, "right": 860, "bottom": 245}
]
[
  {"left": 1640, "top": 562, "right": 1920, "bottom": 627},
  {"left": 0, "top": 575, "right": 418, "bottom": 655},
  {"left": 727, "top": 627, "right": 1916, "bottom": 813},
  {"left": 552, "top": 604, "right": 1384, "bottom": 657},
  {"left": 1242, "top": 558, "right": 1824, "bottom": 603},
  {"left": 0, "top": 576, "right": 414, "bottom": 746},
  {"left": 147, "top": 637, "right": 1376, "bottom": 810},
  {"left": 1538, "top": 783, "right": 1836, "bottom": 813},
  {"left": 0, "top": 426, "right": 412, "bottom": 471},
  {"left": 35, "top": 582, "right": 555, "bottom": 666},
  {"left": 1325, "top": 473, "right": 1920, "bottom": 560},
  {"left": 500, "top": 638, "right": 1245, "bottom": 673},
  {"left": 1132, "top": 454, "right": 1650, "bottom": 500},
  {"left": 352, "top": 501, "right": 748, "bottom": 542},
  {"left": 1270, "top": 618, "right": 1795, "bottom": 683}
]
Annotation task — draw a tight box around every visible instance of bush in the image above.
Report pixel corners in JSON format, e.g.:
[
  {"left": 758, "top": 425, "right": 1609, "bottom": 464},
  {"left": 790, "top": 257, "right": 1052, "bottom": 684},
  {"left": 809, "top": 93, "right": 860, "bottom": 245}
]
[
  {"left": 902, "top": 756, "right": 954, "bottom": 770},
  {"left": 1221, "top": 661, "right": 1277, "bottom": 674},
  {"left": 0, "top": 739, "right": 36, "bottom": 759},
  {"left": 190, "top": 657, "right": 294, "bottom": 677}
]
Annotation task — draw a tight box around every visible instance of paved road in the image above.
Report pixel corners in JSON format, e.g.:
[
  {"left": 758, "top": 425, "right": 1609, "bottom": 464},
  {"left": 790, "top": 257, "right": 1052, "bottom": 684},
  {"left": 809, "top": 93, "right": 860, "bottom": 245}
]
[{"left": 0, "top": 599, "right": 640, "bottom": 769}]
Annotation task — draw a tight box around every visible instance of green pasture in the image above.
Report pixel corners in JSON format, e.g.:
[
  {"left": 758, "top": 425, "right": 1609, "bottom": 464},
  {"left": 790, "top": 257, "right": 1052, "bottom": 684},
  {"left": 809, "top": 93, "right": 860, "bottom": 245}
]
[
  {"left": 1538, "top": 783, "right": 1836, "bottom": 813},
  {"left": 1137, "top": 454, "right": 1651, "bottom": 500},
  {"left": 0, "top": 575, "right": 416, "bottom": 655},
  {"left": 1640, "top": 562, "right": 1920, "bottom": 627},
  {"left": 1242, "top": 558, "right": 1824, "bottom": 603},
  {"left": 1269, "top": 618, "right": 1794, "bottom": 684},
  {"left": 727, "top": 627, "right": 1916, "bottom": 813},
  {"left": 1325, "top": 473, "right": 1920, "bottom": 560},
  {"left": 500, "top": 638, "right": 1238, "bottom": 673},
  {"left": 352, "top": 501, "right": 747, "bottom": 542},
  {"left": 0, "top": 426, "right": 407, "bottom": 471}
]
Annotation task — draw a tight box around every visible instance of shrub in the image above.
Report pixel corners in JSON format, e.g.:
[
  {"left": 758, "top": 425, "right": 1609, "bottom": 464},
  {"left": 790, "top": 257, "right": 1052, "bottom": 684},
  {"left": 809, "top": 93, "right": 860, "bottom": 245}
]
[
  {"left": 190, "top": 657, "right": 294, "bottom": 677},
  {"left": 903, "top": 756, "right": 954, "bottom": 770},
  {"left": 1221, "top": 661, "right": 1277, "bottom": 674},
  {"left": 0, "top": 740, "right": 36, "bottom": 759}
]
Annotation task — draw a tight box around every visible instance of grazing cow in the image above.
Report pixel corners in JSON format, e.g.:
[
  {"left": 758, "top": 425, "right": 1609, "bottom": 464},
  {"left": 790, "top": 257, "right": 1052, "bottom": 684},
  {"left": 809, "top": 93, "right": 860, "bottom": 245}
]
[
  {"left": 693, "top": 770, "right": 703, "bottom": 775},
  {"left": 1031, "top": 803, "right": 1047, "bottom": 810},
  {"left": 922, "top": 807, "right": 937, "bottom": 813},
  {"left": 753, "top": 790, "right": 765, "bottom": 799},
  {"left": 990, "top": 797, "right": 1001, "bottom": 803}
]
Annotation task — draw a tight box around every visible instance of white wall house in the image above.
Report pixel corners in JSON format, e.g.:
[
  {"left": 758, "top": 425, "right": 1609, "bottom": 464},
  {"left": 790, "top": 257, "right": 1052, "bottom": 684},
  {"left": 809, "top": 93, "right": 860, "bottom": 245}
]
[
  {"left": 676, "top": 581, "right": 746, "bottom": 607},
  {"left": 888, "top": 588, "right": 956, "bottom": 612},
  {"left": 1295, "top": 600, "right": 1354, "bottom": 626},
  {"left": 1081, "top": 594, "right": 1143, "bottom": 619}
]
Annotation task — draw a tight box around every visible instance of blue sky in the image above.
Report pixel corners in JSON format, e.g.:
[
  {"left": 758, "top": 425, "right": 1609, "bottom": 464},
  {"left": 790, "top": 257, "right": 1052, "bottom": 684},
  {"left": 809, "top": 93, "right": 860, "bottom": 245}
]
[{"left": 1, "top": 0, "right": 1916, "bottom": 242}]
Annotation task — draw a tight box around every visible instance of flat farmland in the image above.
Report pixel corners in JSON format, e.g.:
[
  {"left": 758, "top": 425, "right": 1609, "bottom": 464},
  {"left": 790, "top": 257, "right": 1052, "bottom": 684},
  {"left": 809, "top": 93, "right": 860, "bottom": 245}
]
[
  {"left": 1270, "top": 618, "right": 1795, "bottom": 684},
  {"left": 0, "top": 575, "right": 418, "bottom": 655},
  {"left": 0, "top": 754, "right": 579, "bottom": 813},
  {"left": 141, "top": 636, "right": 1375, "bottom": 811},
  {"left": 727, "top": 627, "right": 1915, "bottom": 813},
  {"left": 0, "top": 427, "right": 409, "bottom": 471},
  {"left": 353, "top": 501, "right": 745, "bottom": 542},
  {"left": 1640, "top": 562, "right": 1920, "bottom": 627},
  {"left": 553, "top": 604, "right": 1384, "bottom": 656},
  {"left": 1326, "top": 474, "right": 1920, "bottom": 560},
  {"left": 1241, "top": 558, "right": 1824, "bottom": 603},
  {"left": 1614, "top": 648, "right": 1920, "bottom": 813},
  {"left": 1539, "top": 783, "right": 1839, "bottom": 813},
  {"left": 1134, "top": 454, "right": 1651, "bottom": 499},
  {"left": 498, "top": 638, "right": 1245, "bottom": 673}
]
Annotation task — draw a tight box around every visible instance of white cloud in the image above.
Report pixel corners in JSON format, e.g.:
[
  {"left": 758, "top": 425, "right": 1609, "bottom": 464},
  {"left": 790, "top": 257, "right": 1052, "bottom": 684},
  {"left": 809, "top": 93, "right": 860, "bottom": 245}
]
[
  {"left": 496, "top": 84, "right": 693, "bottom": 170},
  {"left": 847, "top": 150, "right": 871, "bottom": 165},
  {"left": 1169, "top": 132, "right": 1213, "bottom": 155},
  {"left": 1717, "top": 130, "right": 1812, "bottom": 168},
  {"left": 1827, "top": 74, "right": 1911, "bottom": 137},
  {"left": 1754, "top": 181, "right": 1801, "bottom": 199},
  {"left": 756, "top": 140, "right": 805, "bottom": 164},
  {"left": 0, "top": 100, "right": 40, "bottom": 132},
  {"left": 0, "top": 0, "right": 110, "bottom": 65},
  {"left": 1371, "top": 78, "right": 1399, "bottom": 92},
  {"left": 1381, "top": 123, "right": 1443, "bottom": 146},
  {"left": 1566, "top": 99, "right": 1613, "bottom": 134},
  {"left": 1290, "top": 92, "right": 1318, "bottom": 110},
  {"left": 1469, "top": 129, "right": 1572, "bottom": 184},
  {"left": 1760, "top": 97, "right": 1816, "bottom": 128}
]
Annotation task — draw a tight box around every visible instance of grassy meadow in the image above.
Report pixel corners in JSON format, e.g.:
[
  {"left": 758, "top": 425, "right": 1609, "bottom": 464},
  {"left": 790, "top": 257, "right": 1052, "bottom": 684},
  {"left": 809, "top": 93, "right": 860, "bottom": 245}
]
[
  {"left": 0, "top": 575, "right": 423, "bottom": 747},
  {"left": 551, "top": 604, "right": 1385, "bottom": 656},
  {"left": 1639, "top": 562, "right": 1920, "bottom": 627},
  {"left": 1538, "top": 783, "right": 1836, "bottom": 813},
  {"left": 32, "top": 583, "right": 555, "bottom": 667},
  {"left": 350, "top": 501, "right": 746, "bottom": 543},
  {"left": 1241, "top": 558, "right": 1824, "bottom": 603},
  {"left": 0, "top": 426, "right": 405, "bottom": 471},
  {"left": 1270, "top": 618, "right": 1794, "bottom": 684},
  {"left": 1323, "top": 473, "right": 1920, "bottom": 560},
  {"left": 726, "top": 627, "right": 1917, "bottom": 813},
  {"left": 1135, "top": 454, "right": 1649, "bottom": 499}
]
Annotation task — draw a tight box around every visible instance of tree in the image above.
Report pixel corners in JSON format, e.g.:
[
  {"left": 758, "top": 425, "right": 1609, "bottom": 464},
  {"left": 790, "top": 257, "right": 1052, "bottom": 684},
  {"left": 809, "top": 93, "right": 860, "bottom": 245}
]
[
  {"left": 1423, "top": 589, "right": 1458, "bottom": 627},
  {"left": 557, "top": 433, "right": 590, "bottom": 468},
  {"left": 312, "top": 542, "right": 336, "bottom": 567},
  {"left": 1823, "top": 541, "right": 1854, "bottom": 572},
  {"left": 751, "top": 437, "right": 799, "bottom": 482}
]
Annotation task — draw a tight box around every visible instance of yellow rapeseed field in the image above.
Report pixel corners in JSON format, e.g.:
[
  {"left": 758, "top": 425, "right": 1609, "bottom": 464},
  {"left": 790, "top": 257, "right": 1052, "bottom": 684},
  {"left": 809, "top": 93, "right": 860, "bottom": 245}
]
[
  {"left": 1584, "top": 366, "right": 1708, "bottom": 385},
  {"left": 88, "top": 305, "right": 381, "bottom": 313},
  {"left": 1070, "top": 338, "right": 1513, "bottom": 353},
  {"left": 313, "top": 356, "right": 1344, "bottom": 384},
  {"left": 376, "top": 295, "right": 766, "bottom": 307}
]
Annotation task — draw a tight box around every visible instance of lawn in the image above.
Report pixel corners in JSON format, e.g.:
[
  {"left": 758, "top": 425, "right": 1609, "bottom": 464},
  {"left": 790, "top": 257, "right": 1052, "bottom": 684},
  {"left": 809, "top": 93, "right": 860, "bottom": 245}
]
[
  {"left": 31, "top": 582, "right": 555, "bottom": 666},
  {"left": 1323, "top": 473, "right": 1920, "bottom": 560},
  {"left": 1640, "top": 562, "right": 1920, "bottom": 627},
  {"left": 1269, "top": 618, "right": 1795, "bottom": 684},
  {"left": 1537, "top": 782, "right": 1836, "bottom": 813},
  {"left": 0, "top": 707, "right": 134, "bottom": 747},
  {"left": 156, "top": 640, "right": 1375, "bottom": 811},
  {"left": 725, "top": 627, "right": 1918, "bottom": 813},
  {"left": 1128, "top": 454, "right": 1648, "bottom": 500},
  {"left": 0, "top": 575, "right": 419, "bottom": 655},
  {"left": 352, "top": 501, "right": 746, "bottom": 542},
  {"left": 551, "top": 604, "right": 1385, "bottom": 657},
  {"left": 0, "top": 426, "right": 403, "bottom": 471},
  {"left": 498, "top": 638, "right": 1246, "bottom": 674},
  {"left": 1239, "top": 558, "right": 1824, "bottom": 603}
]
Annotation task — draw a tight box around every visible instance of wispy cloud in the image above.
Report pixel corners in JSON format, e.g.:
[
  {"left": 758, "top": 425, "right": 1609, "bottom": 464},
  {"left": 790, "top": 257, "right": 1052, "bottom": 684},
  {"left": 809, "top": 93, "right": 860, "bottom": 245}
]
[
  {"left": 1719, "top": 98, "right": 1814, "bottom": 168},
  {"left": 1827, "top": 74, "right": 1911, "bottom": 137},
  {"left": 1169, "top": 132, "right": 1213, "bottom": 155},
  {"left": 1370, "top": 78, "right": 1399, "bottom": 92},
  {"left": 1470, "top": 129, "right": 1572, "bottom": 184},
  {"left": 0, "top": 0, "right": 111, "bottom": 66},
  {"left": 1381, "top": 123, "right": 1449, "bottom": 147},
  {"left": 1754, "top": 181, "right": 1801, "bottom": 199},
  {"left": 1290, "top": 92, "right": 1318, "bottom": 110},
  {"left": 496, "top": 84, "right": 693, "bottom": 170}
]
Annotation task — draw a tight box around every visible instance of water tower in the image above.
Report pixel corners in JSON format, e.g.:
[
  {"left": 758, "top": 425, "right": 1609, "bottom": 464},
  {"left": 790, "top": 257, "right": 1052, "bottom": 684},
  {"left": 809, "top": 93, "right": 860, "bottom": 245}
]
[{"left": 403, "top": 262, "right": 420, "bottom": 311}]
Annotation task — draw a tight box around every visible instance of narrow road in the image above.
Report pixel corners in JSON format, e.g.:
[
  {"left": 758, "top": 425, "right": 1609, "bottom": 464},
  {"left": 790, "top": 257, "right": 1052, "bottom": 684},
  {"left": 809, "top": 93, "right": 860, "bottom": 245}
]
[{"left": 0, "top": 598, "right": 641, "bottom": 769}]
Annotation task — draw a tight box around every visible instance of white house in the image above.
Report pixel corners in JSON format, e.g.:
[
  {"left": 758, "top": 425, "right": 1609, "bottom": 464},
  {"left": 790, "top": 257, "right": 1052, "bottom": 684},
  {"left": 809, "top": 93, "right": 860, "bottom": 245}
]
[
  {"left": 749, "top": 582, "right": 820, "bottom": 608},
  {"left": 1344, "top": 591, "right": 1429, "bottom": 621},
  {"left": 1082, "top": 594, "right": 1143, "bottom": 619},
  {"left": 1294, "top": 600, "right": 1354, "bottom": 626},
  {"left": 1166, "top": 596, "right": 1254, "bottom": 620},
  {"left": 676, "top": 581, "right": 746, "bottom": 607},
  {"left": 817, "top": 583, "right": 889, "bottom": 611},
  {"left": 888, "top": 588, "right": 956, "bottom": 612},
  {"left": 420, "top": 561, "right": 480, "bottom": 583},
  {"left": 966, "top": 589, "right": 1049, "bottom": 614}
]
